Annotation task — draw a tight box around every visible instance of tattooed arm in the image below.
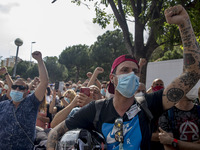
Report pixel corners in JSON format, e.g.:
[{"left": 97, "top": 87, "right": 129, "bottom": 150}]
[
  {"left": 162, "top": 5, "right": 200, "bottom": 110},
  {"left": 47, "top": 121, "right": 68, "bottom": 150}
]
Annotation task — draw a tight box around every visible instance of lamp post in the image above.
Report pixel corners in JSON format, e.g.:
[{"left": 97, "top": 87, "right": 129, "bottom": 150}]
[
  {"left": 13, "top": 38, "right": 23, "bottom": 78},
  {"left": 30, "top": 42, "right": 36, "bottom": 65}
]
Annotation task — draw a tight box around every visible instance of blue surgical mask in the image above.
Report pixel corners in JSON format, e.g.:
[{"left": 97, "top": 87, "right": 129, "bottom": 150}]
[
  {"left": 101, "top": 88, "right": 106, "bottom": 96},
  {"left": 10, "top": 90, "right": 24, "bottom": 102},
  {"left": 64, "top": 97, "right": 70, "bottom": 103},
  {"left": 115, "top": 72, "right": 139, "bottom": 98},
  {"left": 0, "top": 88, "right": 2, "bottom": 94}
]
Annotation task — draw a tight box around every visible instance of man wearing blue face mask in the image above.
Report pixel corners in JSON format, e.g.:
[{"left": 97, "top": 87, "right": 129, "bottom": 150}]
[
  {"left": 0, "top": 51, "right": 49, "bottom": 150},
  {"left": 47, "top": 5, "right": 200, "bottom": 150}
]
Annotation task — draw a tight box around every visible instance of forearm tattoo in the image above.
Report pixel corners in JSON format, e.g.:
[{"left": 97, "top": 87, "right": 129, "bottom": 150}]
[
  {"left": 47, "top": 122, "right": 68, "bottom": 148},
  {"left": 179, "top": 71, "right": 200, "bottom": 88},
  {"left": 167, "top": 88, "right": 184, "bottom": 102},
  {"left": 184, "top": 53, "right": 195, "bottom": 67},
  {"left": 166, "top": 18, "right": 200, "bottom": 103}
]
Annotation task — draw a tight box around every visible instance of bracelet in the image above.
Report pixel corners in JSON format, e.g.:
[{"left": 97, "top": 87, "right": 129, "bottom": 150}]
[
  {"left": 59, "top": 96, "right": 64, "bottom": 100},
  {"left": 171, "top": 138, "right": 178, "bottom": 148},
  {"left": 4, "top": 72, "right": 8, "bottom": 76}
]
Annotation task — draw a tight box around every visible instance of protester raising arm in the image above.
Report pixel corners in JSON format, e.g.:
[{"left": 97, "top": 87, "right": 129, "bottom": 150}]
[
  {"left": 138, "top": 58, "right": 147, "bottom": 77},
  {"left": 32, "top": 51, "right": 49, "bottom": 101},
  {"left": 162, "top": 5, "right": 200, "bottom": 110},
  {"left": 87, "top": 67, "right": 104, "bottom": 89},
  {"left": 49, "top": 89, "right": 57, "bottom": 114},
  {"left": 0, "top": 67, "right": 13, "bottom": 99},
  {"left": 0, "top": 67, "right": 13, "bottom": 89}
]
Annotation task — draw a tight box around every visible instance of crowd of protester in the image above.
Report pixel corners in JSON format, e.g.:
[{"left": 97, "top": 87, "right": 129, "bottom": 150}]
[{"left": 0, "top": 4, "right": 200, "bottom": 150}]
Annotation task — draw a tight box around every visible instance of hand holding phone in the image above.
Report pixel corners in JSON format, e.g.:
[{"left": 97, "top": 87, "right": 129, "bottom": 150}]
[
  {"left": 55, "top": 81, "right": 59, "bottom": 90},
  {"left": 80, "top": 87, "right": 90, "bottom": 97}
]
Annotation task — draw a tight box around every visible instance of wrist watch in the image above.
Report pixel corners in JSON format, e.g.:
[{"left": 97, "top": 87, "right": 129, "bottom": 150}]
[{"left": 171, "top": 138, "right": 178, "bottom": 148}]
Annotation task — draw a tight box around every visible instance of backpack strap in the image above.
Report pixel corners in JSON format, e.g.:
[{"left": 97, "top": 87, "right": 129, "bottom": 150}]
[
  {"left": 135, "top": 96, "right": 153, "bottom": 122},
  {"left": 167, "top": 107, "right": 175, "bottom": 130},
  {"left": 93, "top": 99, "right": 106, "bottom": 129}
]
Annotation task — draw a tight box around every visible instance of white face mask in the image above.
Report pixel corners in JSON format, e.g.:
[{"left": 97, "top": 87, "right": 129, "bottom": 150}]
[
  {"left": 186, "top": 87, "right": 198, "bottom": 100},
  {"left": 135, "top": 92, "right": 144, "bottom": 97}
]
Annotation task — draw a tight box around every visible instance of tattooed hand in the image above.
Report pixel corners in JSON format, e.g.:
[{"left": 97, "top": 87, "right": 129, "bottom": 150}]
[{"left": 164, "top": 5, "right": 189, "bottom": 26}]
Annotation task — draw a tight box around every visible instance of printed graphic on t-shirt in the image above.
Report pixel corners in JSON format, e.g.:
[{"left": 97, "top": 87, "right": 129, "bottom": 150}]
[
  {"left": 179, "top": 120, "right": 199, "bottom": 141},
  {"left": 159, "top": 106, "right": 200, "bottom": 142},
  {"left": 102, "top": 115, "right": 142, "bottom": 150}
]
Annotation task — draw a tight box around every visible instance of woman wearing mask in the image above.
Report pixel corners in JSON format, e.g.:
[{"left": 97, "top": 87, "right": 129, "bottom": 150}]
[
  {"left": 49, "top": 89, "right": 76, "bottom": 115},
  {"left": 61, "top": 89, "right": 77, "bottom": 105}
]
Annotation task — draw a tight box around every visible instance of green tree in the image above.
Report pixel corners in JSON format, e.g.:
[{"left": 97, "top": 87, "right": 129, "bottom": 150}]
[
  {"left": 12, "top": 61, "right": 31, "bottom": 79},
  {"left": 44, "top": 56, "right": 68, "bottom": 82},
  {"left": 159, "top": 46, "right": 183, "bottom": 61},
  {"left": 26, "top": 64, "right": 39, "bottom": 79},
  {"left": 90, "top": 29, "right": 129, "bottom": 80},
  {"left": 59, "top": 44, "right": 91, "bottom": 82},
  {"left": 72, "top": 0, "right": 200, "bottom": 83},
  {"left": 150, "top": 46, "right": 183, "bottom": 62}
]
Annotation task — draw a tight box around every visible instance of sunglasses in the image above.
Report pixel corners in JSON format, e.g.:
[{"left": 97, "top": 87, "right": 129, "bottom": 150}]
[
  {"left": 114, "top": 118, "right": 124, "bottom": 143},
  {"left": 12, "top": 85, "right": 27, "bottom": 90}
]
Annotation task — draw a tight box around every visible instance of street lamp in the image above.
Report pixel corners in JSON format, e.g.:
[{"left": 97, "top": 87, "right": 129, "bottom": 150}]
[
  {"left": 13, "top": 38, "right": 23, "bottom": 78},
  {"left": 30, "top": 42, "right": 36, "bottom": 64}
]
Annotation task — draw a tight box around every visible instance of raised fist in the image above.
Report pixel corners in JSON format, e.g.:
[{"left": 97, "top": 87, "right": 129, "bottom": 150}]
[
  {"left": 32, "top": 51, "right": 42, "bottom": 61},
  {"left": 164, "top": 5, "right": 189, "bottom": 26},
  {"left": 0, "top": 67, "right": 7, "bottom": 75},
  {"left": 139, "top": 58, "right": 147, "bottom": 68},
  {"left": 95, "top": 67, "right": 104, "bottom": 74},
  {"left": 87, "top": 72, "right": 92, "bottom": 78}
]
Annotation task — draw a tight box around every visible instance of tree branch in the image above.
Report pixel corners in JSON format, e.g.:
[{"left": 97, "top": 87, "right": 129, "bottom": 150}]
[
  {"left": 108, "top": 0, "right": 133, "bottom": 54},
  {"left": 118, "top": 0, "right": 126, "bottom": 22},
  {"left": 130, "top": 0, "right": 138, "bottom": 19}
]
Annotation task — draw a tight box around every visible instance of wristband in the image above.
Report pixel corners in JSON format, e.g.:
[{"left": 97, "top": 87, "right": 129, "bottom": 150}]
[
  {"left": 4, "top": 72, "right": 8, "bottom": 76},
  {"left": 171, "top": 138, "right": 178, "bottom": 148},
  {"left": 59, "top": 96, "right": 64, "bottom": 100}
]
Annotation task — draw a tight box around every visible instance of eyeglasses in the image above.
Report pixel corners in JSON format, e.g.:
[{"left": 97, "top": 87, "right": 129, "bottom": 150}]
[
  {"left": 12, "top": 85, "right": 26, "bottom": 90},
  {"left": 114, "top": 118, "right": 124, "bottom": 143}
]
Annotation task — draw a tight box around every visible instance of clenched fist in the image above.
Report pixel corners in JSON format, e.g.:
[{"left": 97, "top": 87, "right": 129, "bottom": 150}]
[
  {"left": 164, "top": 5, "right": 189, "bottom": 26},
  {"left": 32, "top": 51, "right": 42, "bottom": 61}
]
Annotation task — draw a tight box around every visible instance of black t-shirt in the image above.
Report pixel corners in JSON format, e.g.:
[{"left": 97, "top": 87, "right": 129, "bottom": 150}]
[
  {"left": 159, "top": 105, "right": 200, "bottom": 142},
  {"left": 65, "top": 90, "right": 163, "bottom": 150}
]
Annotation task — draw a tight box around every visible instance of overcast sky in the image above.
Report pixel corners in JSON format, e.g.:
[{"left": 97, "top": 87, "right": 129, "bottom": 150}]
[{"left": 0, "top": 0, "right": 132, "bottom": 62}]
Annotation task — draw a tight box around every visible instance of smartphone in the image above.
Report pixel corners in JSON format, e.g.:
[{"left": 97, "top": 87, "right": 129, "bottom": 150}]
[
  {"left": 59, "top": 81, "right": 64, "bottom": 92},
  {"left": 55, "top": 81, "right": 59, "bottom": 90},
  {"left": 80, "top": 87, "right": 90, "bottom": 97}
]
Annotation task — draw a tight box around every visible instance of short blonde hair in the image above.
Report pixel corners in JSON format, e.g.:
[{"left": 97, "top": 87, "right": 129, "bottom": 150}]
[{"left": 63, "top": 89, "right": 76, "bottom": 102}]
